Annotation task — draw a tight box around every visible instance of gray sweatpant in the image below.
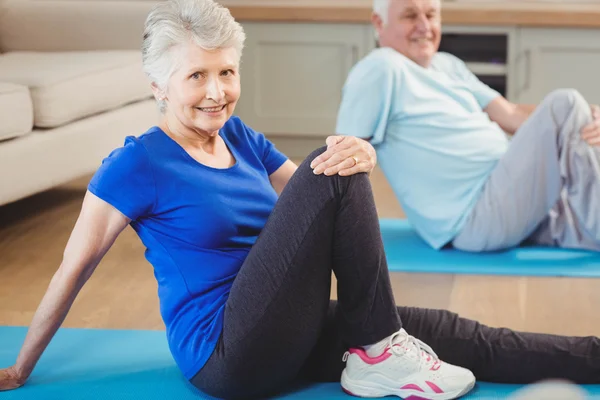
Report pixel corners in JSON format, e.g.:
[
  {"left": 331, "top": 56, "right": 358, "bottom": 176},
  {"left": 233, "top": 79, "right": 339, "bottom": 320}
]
[{"left": 452, "top": 89, "right": 600, "bottom": 252}]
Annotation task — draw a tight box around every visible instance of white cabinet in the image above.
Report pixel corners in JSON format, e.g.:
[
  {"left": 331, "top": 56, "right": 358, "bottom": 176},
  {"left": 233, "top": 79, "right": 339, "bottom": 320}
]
[
  {"left": 514, "top": 28, "right": 600, "bottom": 105},
  {"left": 235, "top": 22, "right": 375, "bottom": 136},
  {"left": 234, "top": 22, "right": 600, "bottom": 141}
]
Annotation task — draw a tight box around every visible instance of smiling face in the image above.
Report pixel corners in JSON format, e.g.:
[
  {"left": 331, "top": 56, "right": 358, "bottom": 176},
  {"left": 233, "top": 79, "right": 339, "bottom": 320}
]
[
  {"left": 158, "top": 42, "right": 241, "bottom": 137},
  {"left": 373, "top": 0, "right": 442, "bottom": 68}
]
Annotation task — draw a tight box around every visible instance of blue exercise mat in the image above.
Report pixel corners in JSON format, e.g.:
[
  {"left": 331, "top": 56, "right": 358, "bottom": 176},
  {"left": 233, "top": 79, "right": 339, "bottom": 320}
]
[
  {"left": 380, "top": 219, "right": 600, "bottom": 277},
  {"left": 1, "top": 326, "right": 600, "bottom": 399}
]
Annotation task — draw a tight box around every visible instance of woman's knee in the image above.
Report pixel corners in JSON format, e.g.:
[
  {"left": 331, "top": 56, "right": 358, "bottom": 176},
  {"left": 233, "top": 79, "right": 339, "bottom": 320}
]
[
  {"left": 306, "top": 146, "right": 328, "bottom": 164},
  {"left": 294, "top": 146, "right": 327, "bottom": 174},
  {"left": 296, "top": 146, "right": 370, "bottom": 186}
]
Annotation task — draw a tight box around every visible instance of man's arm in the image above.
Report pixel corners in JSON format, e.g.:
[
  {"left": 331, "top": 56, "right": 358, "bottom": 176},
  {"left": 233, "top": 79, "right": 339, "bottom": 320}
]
[
  {"left": 485, "top": 96, "right": 600, "bottom": 147},
  {"left": 484, "top": 96, "right": 536, "bottom": 135}
]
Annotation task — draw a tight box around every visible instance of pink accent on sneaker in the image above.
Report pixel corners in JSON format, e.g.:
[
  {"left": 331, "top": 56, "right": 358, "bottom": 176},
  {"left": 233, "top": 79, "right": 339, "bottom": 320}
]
[
  {"left": 426, "top": 381, "right": 444, "bottom": 394},
  {"left": 342, "top": 387, "right": 360, "bottom": 397},
  {"left": 400, "top": 384, "right": 425, "bottom": 392},
  {"left": 430, "top": 361, "right": 441, "bottom": 371},
  {"left": 405, "top": 396, "right": 431, "bottom": 400},
  {"left": 349, "top": 347, "right": 392, "bottom": 365}
]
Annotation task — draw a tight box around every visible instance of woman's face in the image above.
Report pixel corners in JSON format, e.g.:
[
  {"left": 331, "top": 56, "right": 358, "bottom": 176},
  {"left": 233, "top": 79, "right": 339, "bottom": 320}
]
[{"left": 160, "top": 43, "right": 241, "bottom": 137}]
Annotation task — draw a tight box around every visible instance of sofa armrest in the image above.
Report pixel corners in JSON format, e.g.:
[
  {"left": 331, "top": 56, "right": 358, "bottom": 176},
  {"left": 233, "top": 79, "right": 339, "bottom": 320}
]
[{"left": 0, "top": 0, "right": 159, "bottom": 52}]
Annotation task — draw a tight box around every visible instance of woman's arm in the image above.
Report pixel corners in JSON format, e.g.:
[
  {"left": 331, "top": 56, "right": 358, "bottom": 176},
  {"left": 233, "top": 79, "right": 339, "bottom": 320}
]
[
  {"left": 269, "top": 160, "right": 298, "bottom": 196},
  {"left": 0, "top": 191, "right": 131, "bottom": 390}
]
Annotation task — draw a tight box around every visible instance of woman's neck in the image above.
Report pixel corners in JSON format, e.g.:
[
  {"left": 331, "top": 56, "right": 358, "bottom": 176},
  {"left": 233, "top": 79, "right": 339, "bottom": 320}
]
[{"left": 162, "top": 118, "right": 219, "bottom": 154}]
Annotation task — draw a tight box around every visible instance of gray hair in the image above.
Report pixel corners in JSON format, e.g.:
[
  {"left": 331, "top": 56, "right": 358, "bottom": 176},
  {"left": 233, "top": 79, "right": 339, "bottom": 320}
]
[
  {"left": 372, "top": 0, "right": 441, "bottom": 39},
  {"left": 142, "top": 0, "right": 246, "bottom": 112},
  {"left": 373, "top": 0, "right": 390, "bottom": 25}
]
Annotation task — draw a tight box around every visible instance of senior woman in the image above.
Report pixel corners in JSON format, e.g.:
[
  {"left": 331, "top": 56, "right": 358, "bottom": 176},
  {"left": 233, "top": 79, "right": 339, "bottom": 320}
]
[{"left": 2, "top": 0, "right": 600, "bottom": 399}]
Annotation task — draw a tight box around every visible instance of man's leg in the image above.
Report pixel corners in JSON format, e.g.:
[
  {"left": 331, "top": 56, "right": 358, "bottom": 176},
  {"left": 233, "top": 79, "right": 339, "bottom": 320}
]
[{"left": 453, "top": 89, "right": 599, "bottom": 252}]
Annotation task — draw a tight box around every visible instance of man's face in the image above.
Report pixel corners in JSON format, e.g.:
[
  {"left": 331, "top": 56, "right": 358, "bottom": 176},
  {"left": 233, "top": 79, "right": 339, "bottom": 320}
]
[{"left": 373, "top": 0, "right": 442, "bottom": 68}]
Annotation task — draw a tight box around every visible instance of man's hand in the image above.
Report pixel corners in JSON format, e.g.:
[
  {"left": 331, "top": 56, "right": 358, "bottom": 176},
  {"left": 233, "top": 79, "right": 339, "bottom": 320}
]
[
  {"left": 310, "top": 136, "right": 376, "bottom": 176},
  {"left": 0, "top": 366, "right": 26, "bottom": 391},
  {"left": 581, "top": 104, "right": 600, "bottom": 146}
]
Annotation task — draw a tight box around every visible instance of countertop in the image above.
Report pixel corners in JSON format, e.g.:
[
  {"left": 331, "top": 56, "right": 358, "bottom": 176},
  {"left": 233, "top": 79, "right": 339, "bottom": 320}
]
[{"left": 219, "top": 0, "right": 600, "bottom": 28}]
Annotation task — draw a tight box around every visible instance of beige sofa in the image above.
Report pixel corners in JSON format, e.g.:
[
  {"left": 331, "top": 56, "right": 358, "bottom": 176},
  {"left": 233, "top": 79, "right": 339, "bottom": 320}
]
[{"left": 0, "top": 0, "right": 161, "bottom": 206}]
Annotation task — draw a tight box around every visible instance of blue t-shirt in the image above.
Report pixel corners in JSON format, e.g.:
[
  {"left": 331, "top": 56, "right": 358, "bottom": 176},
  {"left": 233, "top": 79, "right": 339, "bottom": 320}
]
[
  {"left": 336, "top": 48, "right": 509, "bottom": 249},
  {"left": 88, "top": 116, "right": 288, "bottom": 378}
]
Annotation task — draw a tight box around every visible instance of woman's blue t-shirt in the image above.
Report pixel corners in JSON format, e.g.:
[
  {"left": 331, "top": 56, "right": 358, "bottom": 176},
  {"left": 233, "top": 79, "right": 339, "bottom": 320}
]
[{"left": 88, "top": 116, "right": 288, "bottom": 378}]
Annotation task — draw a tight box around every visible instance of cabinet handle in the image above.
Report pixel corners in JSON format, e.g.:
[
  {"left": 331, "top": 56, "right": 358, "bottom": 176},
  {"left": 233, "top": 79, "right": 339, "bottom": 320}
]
[
  {"left": 518, "top": 49, "right": 531, "bottom": 99},
  {"left": 351, "top": 44, "right": 358, "bottom": 64}
]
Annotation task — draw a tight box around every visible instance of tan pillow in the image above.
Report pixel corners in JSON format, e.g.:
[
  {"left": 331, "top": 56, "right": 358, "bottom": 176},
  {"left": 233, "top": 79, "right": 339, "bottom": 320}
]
[
  {"left": 0, "top": 51, "right": 152, "bottom": 128},
  {"left": 0, "top": 81, "right": 33, "bottom": 140}
]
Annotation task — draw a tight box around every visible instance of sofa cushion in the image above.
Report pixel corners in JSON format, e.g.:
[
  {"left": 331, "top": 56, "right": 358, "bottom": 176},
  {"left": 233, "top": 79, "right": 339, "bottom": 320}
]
[
  {"left": 0, "top": 82, "right": 33, "bottom": 140},
  {"left": 0, "top": 51, "right": 152, "bottom": 128}
]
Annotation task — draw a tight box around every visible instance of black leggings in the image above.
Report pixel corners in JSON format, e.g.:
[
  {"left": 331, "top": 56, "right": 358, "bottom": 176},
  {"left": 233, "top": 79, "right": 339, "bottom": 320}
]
[{"left": 191, "top": 147, "right": 600, "bottom": 399}]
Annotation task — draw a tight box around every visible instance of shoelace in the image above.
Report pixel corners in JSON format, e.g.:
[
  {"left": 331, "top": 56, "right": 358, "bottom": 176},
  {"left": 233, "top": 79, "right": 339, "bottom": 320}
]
[{"left": 389, "top": 330, "right": 441, "bottom": 370}]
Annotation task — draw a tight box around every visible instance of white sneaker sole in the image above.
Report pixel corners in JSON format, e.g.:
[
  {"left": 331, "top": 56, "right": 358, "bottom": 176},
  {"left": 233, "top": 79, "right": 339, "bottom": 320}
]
[{"left": 340, "top": 369, "right": 476, "bottom": 399}]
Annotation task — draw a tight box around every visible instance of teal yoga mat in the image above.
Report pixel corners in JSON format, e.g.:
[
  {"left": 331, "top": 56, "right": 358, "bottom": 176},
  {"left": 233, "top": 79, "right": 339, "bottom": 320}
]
[
  {"left": 380, "top": 219, "right": 600, "bottom": 277},
  {"left": 1, "top": 326, "right": 599, "bottom": 399}
]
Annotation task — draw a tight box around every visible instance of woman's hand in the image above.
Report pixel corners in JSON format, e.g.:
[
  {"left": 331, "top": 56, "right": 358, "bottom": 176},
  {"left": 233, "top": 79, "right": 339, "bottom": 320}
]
[
  {"left": 310, "top": 136, "right": 376, "bottom": 176},
  {"left": 0, "top": 366, "right": 26, "bottom": 391},
  {"left": 581, "top": 104, "right": 600, "bottom": 146}
]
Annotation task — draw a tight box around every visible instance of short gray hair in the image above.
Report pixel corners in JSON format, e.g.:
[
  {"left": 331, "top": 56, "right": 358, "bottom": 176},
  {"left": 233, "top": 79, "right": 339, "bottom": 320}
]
[
  {"left": 373, "top": 0, "right": 390, "bottom": 25},
  {"left": 372, "top": 0, "right": 441, "bottom": 39},
  {"left": 142, "top": 0, "right": 246, "bottom": 112}
]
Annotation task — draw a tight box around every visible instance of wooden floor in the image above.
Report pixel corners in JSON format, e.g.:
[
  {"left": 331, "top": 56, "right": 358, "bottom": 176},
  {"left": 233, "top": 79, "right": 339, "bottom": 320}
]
[{"left": 1, "top": 163, "right": 599, "bottom": 337}]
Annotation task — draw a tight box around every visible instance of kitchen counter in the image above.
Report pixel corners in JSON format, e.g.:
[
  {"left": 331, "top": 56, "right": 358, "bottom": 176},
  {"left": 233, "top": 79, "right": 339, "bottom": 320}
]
[{"left": 219, "top": 0, "right": 600, "bottom": 28}]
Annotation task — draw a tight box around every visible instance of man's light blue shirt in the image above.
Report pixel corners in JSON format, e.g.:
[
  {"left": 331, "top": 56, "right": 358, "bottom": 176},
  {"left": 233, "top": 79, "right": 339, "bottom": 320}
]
[{"left": 336, "top": 47, "right": 509, "bottom": 249}]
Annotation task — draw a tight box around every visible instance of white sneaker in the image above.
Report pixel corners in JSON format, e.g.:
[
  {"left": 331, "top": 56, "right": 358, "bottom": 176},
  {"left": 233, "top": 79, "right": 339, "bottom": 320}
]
[{"left": 340, "top": 329, "right": 476, "bottom": 399}]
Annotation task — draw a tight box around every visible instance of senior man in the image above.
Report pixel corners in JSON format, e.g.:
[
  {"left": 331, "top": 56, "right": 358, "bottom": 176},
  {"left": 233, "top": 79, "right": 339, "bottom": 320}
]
[{"left": 324, "top": 0, "right": 600, "bottom": 252}]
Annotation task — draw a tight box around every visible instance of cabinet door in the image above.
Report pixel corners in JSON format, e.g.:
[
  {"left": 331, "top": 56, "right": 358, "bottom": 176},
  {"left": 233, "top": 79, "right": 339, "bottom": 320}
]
[
  {"left": 515, "top": 28, "right": 600, "bottom": 105},
  {"left": 235, "top": 22, "right": 375, "bottom": 136}
]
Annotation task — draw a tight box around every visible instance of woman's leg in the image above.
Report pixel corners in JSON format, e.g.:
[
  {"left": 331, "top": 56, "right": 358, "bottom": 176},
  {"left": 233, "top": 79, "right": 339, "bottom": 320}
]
[
  {"left": 190, "top": 147, "right": 401, "bottom": 399},
  {"left": 303, "top": 303, "right": 600, "bottom": 385}
]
